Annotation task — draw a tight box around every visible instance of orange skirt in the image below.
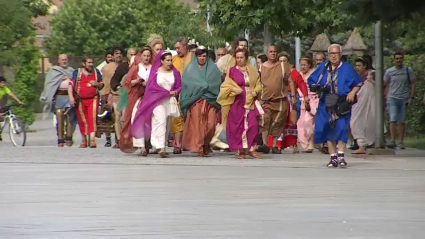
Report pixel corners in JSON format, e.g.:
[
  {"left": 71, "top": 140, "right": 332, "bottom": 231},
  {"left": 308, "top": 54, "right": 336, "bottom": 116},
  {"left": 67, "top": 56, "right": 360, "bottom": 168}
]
[{"left": 182, "top": 100, "right": 217, "bottom": 153}]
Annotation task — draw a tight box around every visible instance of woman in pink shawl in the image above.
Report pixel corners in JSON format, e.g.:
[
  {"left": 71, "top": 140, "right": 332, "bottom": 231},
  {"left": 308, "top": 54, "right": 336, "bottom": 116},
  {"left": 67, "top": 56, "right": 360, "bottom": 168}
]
[
  {"left": 131, "top": 51, "right": 182, "bottom": 158},
  {"left": 297, "top": 56, "right": 318, "bottom": 153}
]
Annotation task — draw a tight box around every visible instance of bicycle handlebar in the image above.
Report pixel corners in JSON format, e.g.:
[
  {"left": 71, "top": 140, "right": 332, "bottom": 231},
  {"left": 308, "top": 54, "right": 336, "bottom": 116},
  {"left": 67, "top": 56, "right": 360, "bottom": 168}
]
[{"left": 0, "top": 104, "right": 26, "bottom": 110}]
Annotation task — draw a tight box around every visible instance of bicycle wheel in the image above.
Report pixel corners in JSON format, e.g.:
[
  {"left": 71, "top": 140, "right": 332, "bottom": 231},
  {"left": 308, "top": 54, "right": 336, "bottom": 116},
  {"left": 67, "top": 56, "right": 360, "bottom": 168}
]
[{"left": 9, "top": 118, "right": 26, "bottom": 147}]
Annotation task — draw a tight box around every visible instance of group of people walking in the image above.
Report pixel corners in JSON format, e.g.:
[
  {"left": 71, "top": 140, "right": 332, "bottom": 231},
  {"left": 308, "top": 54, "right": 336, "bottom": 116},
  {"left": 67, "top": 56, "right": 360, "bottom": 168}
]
[{"left": 39, "top": 34, "right": 416, "bottom": 168}]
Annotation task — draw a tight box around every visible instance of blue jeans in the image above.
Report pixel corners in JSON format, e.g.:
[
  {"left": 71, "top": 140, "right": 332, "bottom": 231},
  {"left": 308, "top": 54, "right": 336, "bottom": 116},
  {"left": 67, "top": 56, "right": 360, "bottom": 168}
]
[{"left": 387, "top": 97, "right": 407, "bottom": 123}]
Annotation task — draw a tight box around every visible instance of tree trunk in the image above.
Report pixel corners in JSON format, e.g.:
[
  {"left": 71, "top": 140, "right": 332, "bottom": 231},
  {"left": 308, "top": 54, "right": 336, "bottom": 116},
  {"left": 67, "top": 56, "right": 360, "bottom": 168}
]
[{"left": 263, "top": 23, "right": 274, "bottom": 53}]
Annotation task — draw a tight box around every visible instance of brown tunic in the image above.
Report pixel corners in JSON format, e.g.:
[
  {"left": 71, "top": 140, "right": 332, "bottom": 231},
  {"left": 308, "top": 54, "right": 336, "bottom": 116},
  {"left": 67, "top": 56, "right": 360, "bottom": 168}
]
[
  {"left": 260, "top": 62, "right": 292, "bottom": 104},
  {"left": 259, "top": 62, "right": 292, "bottom": 137},
  {"left": 182, "top": 99, "right": 217, "bottom": 154},
  {"left": 100, "top": 62, "right": 119, "bottom": 96}
]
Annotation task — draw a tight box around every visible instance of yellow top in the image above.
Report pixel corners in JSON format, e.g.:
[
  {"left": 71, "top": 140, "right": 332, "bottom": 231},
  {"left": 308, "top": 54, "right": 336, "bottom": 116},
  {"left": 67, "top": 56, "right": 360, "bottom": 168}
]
[
  {"left": 172, "top": 52, "right": 193, "bottom": 76},
  {"left": 217, "top": 64, "right": 261, "bottom": 127}
]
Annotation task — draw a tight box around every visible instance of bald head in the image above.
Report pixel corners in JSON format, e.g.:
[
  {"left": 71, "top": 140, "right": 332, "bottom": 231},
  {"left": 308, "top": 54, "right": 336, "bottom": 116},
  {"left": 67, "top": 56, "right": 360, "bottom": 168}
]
[
  {"left": 127, "top": 48, "right": 136, "bottom": 60},
  {"left": 58, "top": 54, "right": 68, "bottom": 68},
  {"left": 216, "top": 48, "right": 227, "bottom": 62}
]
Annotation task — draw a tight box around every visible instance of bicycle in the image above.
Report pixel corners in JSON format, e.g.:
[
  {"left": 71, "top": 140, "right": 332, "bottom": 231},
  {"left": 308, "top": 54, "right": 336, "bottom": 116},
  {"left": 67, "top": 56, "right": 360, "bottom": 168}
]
[{"left": 0, "top": 104, "right": 26, "bottom": 147}]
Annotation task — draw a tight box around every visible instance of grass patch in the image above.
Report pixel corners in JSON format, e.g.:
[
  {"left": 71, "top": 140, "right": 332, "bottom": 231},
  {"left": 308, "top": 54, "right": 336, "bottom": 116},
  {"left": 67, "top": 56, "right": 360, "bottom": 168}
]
[{"left": 404, "top": 137, "right": 425, "bottom": 150}]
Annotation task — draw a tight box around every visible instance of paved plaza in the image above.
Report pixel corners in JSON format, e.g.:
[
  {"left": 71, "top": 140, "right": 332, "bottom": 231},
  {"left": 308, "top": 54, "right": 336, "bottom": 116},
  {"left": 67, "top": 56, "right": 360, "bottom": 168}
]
[{"left": 1, "top": 116, "right": 425, "bottom": 238}]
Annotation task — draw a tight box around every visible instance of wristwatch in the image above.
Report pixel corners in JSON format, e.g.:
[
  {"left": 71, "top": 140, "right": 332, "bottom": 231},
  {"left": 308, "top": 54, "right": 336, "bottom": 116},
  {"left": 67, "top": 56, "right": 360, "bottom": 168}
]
[{"left": 410, "top": 96, "right": 415, "bottom": 99}]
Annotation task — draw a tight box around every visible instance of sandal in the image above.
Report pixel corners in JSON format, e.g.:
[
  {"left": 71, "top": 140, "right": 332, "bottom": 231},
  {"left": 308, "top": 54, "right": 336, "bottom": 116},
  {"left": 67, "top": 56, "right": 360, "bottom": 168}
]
[
  {"left": 104, "top": 141, "right": 111, "bottom": 147},
  {"left": 198, "top": 150, "right": 205, "bottom": 157},
  {"left": 173, "top": 147, "right": 182, "bottom": 154},
  {"left": 57, "top": 139, "right": 64, "bottom": 147},
  {"left": 138, "top": 148, "right": 148, "bottom": 157},
  {"left": 248, "top": 151, "right": 261, "bottom": 159},
  {"left": 89, "top": 140, "right": 97, "bottom": 148},
  {"left": 272, "top": 147, "right": 282, "bottom": 154},
  {"left": 352, "top": 147, "right": 366, "bottom": 154},
  {"left": 79, "top": 138, "right": 88, "bottom": 148},
  {"left": 237, "top": 151, "right": 246, "bottom": 159},
  {"left": 159, "top": 149, "right": 168, "bottom": 158}
]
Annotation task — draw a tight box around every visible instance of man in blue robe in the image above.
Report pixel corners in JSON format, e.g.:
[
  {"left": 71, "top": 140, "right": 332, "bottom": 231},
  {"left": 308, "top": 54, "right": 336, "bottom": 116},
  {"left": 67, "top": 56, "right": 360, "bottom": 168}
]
[{"left": 308, "top": 44, "right": 363, "bottom": 168}]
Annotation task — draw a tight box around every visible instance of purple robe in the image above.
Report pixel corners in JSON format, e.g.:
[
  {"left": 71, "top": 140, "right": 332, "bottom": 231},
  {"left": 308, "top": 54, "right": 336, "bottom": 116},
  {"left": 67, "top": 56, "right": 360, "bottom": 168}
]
[
  {"left": 131, "top": 51, "right": 182, "bottom": 139},
  {"left": 226, "top": 67, "right": 259, "bottom": 150}
]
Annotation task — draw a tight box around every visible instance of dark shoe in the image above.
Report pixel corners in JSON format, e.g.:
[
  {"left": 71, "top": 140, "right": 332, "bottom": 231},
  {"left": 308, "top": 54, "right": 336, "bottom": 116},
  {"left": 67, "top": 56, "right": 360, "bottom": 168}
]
[
  {"left": 257, "top": 145, "right": 270, "bottom": 154},
  {"left": 338, "top": 153, "right": 347, "bottom": 167},
  {"left": 272, "top": 147, "right": 282, "bottom": 154},
  {"left": 105, "top": 139, "right": 112, "bottom": 147},
  {"left": 386, "top": 141, "right": 396, "bottom": 149},
  {"left": 173, "top": 147, "right": 182, "bottom": 154},
  {"left": 398, "top": 142, "right": 406, "bottom": 150},
  {"left": 327, "top": 155, "right": 338, "bottom": 168},
  {"left": 348, "top": 140, "right": 359, "bottom": 150},
  {"left": 203, "top": 145, "right": 212, "bottom": 156}
]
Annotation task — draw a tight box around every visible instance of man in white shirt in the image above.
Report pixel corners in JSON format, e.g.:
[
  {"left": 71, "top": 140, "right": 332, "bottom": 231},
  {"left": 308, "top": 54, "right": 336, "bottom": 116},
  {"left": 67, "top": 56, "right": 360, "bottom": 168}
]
[{"left": 96, "top": 50, "right": 113, "bottom": 74}]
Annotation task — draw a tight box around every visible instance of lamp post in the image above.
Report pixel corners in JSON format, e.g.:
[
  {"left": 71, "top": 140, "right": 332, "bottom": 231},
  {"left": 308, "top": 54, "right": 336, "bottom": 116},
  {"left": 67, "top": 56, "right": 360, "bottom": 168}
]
[{"left": 295, "top": 35, "right": 301, "bottom": 71}]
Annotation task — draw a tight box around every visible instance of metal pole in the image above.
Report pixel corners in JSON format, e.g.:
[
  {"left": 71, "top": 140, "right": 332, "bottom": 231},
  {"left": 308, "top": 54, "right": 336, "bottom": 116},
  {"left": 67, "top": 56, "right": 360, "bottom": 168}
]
[
  {"left": 263, "top": 23, "right": 273, "bottom": 53},
  {"left": 206, "top": 6, "right": 211, "bottom": 36},
  {"left": 244, "top": 29, "right": 249, "bottom": 42},
  {"left": 374, "top": 21, "right": 385, "bottom": 148},
  {"left": 295, "top": 37, "right": 301, "bottom": 71}
]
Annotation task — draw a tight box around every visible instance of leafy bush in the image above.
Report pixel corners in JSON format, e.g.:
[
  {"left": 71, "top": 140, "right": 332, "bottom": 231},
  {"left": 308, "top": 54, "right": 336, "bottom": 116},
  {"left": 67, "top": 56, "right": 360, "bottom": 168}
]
[{"left": 10, "top": 43, "right": 40, "bottom": 126}]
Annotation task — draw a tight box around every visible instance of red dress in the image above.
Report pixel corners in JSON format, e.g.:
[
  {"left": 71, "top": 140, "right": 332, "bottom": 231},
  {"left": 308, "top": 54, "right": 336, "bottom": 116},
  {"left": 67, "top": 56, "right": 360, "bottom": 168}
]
[{"left": 71, "top": 68, "right": 103, "bottom": 135}]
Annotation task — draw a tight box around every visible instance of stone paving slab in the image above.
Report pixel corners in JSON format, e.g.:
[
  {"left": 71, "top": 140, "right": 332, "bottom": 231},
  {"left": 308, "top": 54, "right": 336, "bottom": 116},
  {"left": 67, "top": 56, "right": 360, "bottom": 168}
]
[
  {"left": 1, "top": 163, "right": 425, "bottom": 238},
  {"left": 0, "top": 116, "right": 425, "bottom": 238}
]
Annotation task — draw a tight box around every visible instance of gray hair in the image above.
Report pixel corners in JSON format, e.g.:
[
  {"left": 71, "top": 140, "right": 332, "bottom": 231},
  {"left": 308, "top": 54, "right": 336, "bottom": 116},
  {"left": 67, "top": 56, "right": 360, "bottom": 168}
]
[
  {"left": 175, "top": 36, "right": 188, "bottom": 45},
  {"left": 58, "top": 54, "right": 68, "bottom": 60},
  {"left": 328, "top": 44, "right": 342, "bottom": 53}
]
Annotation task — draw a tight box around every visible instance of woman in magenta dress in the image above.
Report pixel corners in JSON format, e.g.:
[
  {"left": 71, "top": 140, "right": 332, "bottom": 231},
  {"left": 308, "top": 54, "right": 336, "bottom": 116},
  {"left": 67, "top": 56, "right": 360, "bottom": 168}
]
[{"left": 217, "top": 48, "right": 262, "bottom": 159}]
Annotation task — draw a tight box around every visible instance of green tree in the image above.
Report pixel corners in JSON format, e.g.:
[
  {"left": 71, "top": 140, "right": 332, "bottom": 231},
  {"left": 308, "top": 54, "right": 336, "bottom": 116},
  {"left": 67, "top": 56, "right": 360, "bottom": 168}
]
[
  {"left": 11, "top": 41, "right": 41, "bottom": 125},
  {"left": 0, "top": 0, "right": 34, "bottom": 65},
  {"left": 46, "top": 0, "right": 224, "bottom": 56},
  {"left": 198, "top": 0, "right": 353, "bottom": 41},
  {"left": 0, "top": 0, "right": 50, "bottom": 125}
]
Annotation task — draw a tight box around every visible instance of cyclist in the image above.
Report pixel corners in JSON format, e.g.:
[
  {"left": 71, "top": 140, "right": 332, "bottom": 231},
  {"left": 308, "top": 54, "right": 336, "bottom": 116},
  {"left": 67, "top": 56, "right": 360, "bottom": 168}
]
[{"left": 0, "top": 76, "right": 24, "bottom": 140}]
